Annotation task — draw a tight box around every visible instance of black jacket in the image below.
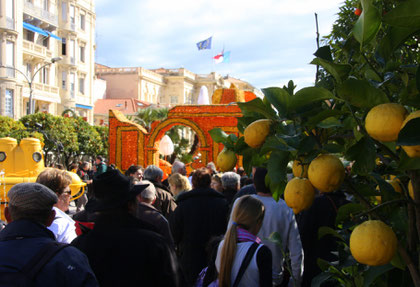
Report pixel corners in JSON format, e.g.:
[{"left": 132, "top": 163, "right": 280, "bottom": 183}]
[
  {"left": 72, "top": 211, "right": 179, "bottom": 287},
  {"left": 150, "top": 180, "right": 177, "bottom": 219},
  {"left": 170, "top": 187, "right": 229, "bottom": 286}
]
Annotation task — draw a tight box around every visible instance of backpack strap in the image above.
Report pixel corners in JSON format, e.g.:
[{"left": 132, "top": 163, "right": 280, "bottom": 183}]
[
  {"left": 232, "top": 242, "right": 259, "bottom": 287},
  {"left": 21, "top": 241, "right": 70, "bottom": 280}
]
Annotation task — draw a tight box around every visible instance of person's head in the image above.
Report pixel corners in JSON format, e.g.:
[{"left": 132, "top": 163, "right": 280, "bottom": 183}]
[
  {"left": 96, "top": 156, "right": 104, "bottom": 165},
  {"left": 81, "top": 161, "right": 90, "bottom": 171},
  {"left": 221, "top": 172, "right": 240, "bottom": 191},
  {"left": 136, "top": 180, "right": 156, "bottom": 204},
  {"left": 172, "top": 160, "right": 187, "bottom": 176},
  {"left": 253, "top": 167, "right": 271, "bottom": 194},
  {"left": 69, "top": 163, "right": 78, "bottom": 171},
  {"left": 168, "top": 173, "right": 191, "bottom": 196},
  {"left": 192, "top": 168, "right": 212, "bottom": 189},
  {"left": 36, "top": 168, "right": 72, "bottom": 212},
  {"left": 237, "top": 167, "right": 246, "bottom": 177},
  {"left": 219, "top": 195, "right": 265, "bottom": 286},
  {"left": 5, "top": 183, "right": 58, "bottom": 226},
  {"left": 206, "top": 162, "right": 217, "bottom": 174},
  {"left": 143, "top": 165, "right": 164, "bottom": 182},
  {"left": 125, "top": 165, "right": 143, "bottom": 181},
  {"left": 210, "top": 174, "right": 223, "bottom": 193},
  {"left": 54, "top": 163, "right": 64, "bottom": 170}
]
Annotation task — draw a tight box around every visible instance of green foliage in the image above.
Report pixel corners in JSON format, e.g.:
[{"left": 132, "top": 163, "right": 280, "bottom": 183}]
[{"left": 0, "top": 116, "right": 32, "bottom": 141}]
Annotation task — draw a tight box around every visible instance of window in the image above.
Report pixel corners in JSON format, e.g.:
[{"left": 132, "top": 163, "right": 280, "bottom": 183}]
[
  {"left": 24, "top": 30, "right": 35, "bottom": 42},
  {"left": 79, "top": 46, "right": 85, "bottom": 62},
  {"left": 62, "top": 71, "right": 67, "bottom": 89},
  {"left": 61, "top": 2, "right": 67, "bottom": 21},
  {"left": 61, "top": 38, "right": 66, "bottom": 55},
  {"left": 170, "top": 95, "right": 178, "bottom": 104},
  {"left": 69, "top": 39, "right": 75, "bottom": 63},
  {"left": 70, "top": 73, "right": 75, "bottom": 98},
  {"left": 79, "top": 77, "right": 85, "bottom": 94},
  {"left": 42, "top": 36, "right": 49, "bottom": 48},
  {"left": 80, "top": 14, "right": 85, "bottom": 30},
  {"left": 5, "top": 89, "right": 14, "bottom": 118},
  {"left": 6, "top": 41, "right": 14, "bottom": 67},
  {"left": 6, "top": 0, "right": 14, "bottom": 19},
  {"left": 69, "top": 5, "right": 75, "bottom": 24},
  {"left": 26, "top": 63, "right": 32, "bottom": 78},
  {"left": 43, "top": 0, "right": 49, "bottom": 11},
  {"left": 41, "top": 67, "right": 49, "bottom": 84}
]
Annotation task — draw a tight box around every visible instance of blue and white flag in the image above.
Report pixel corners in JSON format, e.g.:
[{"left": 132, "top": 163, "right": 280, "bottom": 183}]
[{"left": 196, "top": 37, "right": 212, "bottom": 50}]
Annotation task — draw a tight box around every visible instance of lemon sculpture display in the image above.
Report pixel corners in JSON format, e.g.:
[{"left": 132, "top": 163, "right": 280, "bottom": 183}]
[
  {"left": 400, "top": 110, "right": 420, "bottom": 158},
  {"left": 244, "top": 119, "right": 271, "bottom": 148},
  {"left": 292, "top": 158, "right": 309, "bottom": 178},
  {"left": 216, "top": 148, "right": 237, "bottom": 172},
  {"left": 308, "top": 154, "right": 345, "bottom": 193},
  {"left": 284, "top": 177, "right": 315, "bottom": 214},
  {"left": 350, "top": 220, "right": 397, "bottom": 266},
  {"left": 365, "top": 103, "right": 407, "bottom": 142}
]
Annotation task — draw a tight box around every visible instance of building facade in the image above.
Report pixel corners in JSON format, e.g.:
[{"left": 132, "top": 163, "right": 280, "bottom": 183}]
[
  {"left": 0, "top": 0, "right": 95, "bottom": 123},
  {"left": 95, "top": 65, "right": 261, "bottom": 108}
]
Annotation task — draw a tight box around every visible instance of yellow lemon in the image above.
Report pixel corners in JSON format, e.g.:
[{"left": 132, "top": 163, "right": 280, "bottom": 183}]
[
  {"left": 284, "top": 177, "right": 315, "bottom": 214},
  {"left": 365, "top": 103, "right": 407, "bottom": 142},
  {"left": 401, "top": 111, "right": 420, "bottom": 158},
  {"left": 292, "top": 158, "right": 309, "bottom": 178},
  {"left": 388, "top": 179, "right": 402, "bottom": 194},
  {"left": 350, "top": 220, "right": 397, "bottom": 266},
  {"left": 308, "top": 154, "right": 345, "bottom": 193},
  {"left": 216, "top": 148, "right": 237, "bottom": 172},
  {"left": 244, "top": 119, "right": 271, "bottom": 148},
  {"left": 408, "top": 180, "right": 414, "bottom": 200}
]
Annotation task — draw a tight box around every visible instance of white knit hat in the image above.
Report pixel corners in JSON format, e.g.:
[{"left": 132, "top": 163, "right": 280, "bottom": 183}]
[{"left": 8, "top": 183, "right": 58, "bottom": 210}]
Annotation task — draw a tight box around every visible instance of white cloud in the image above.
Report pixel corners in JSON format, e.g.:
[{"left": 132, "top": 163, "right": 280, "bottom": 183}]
[{"left": 95, "top": 0, "right": 343, "bottom": 88}]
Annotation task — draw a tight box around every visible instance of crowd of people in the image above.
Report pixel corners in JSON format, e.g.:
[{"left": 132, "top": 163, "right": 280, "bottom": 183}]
[{"left": 0, "top": 157, "right": 347, "bottom": 287}]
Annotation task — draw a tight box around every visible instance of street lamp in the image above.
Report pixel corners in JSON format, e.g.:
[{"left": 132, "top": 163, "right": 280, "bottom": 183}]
[{"left": 0, "top": 56, "right": 62, "bottom": 114}]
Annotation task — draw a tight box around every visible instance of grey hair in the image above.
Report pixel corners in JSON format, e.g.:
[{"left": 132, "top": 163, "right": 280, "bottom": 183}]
[
  {"left": 139, "top": 180, "right": 156, "bottom": 201},
  {"left": 172, "top": 160, "right": 185, "bottom": 174},
  {"left": 221, "top": 172, "right": 240, "bottom": 190},
  {"left": 207, "top": 162, "right": 216, "bottom": 173},
  {"left": 143, "top": 165, "right": 164, "bottom": 181}
]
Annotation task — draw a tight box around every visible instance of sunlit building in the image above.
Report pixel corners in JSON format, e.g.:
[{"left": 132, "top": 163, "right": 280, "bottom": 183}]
[{"left": 0, "top": 0, "right": 96, "bottom": 123}]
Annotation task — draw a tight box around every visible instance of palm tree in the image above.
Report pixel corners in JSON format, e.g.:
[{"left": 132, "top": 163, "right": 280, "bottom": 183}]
[{"left": 133, "top": 107, "right": 168, "bottom": 132}]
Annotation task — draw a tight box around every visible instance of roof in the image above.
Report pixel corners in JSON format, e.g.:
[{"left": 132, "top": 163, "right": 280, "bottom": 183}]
[{"left": 94, "top": 98, "right": 151, "bottom": 115}]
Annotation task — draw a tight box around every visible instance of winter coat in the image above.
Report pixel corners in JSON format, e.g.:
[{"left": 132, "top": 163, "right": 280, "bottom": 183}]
[
  {"left": 72, "top": 211, "right": 179, "bottom": 287},
  {"left": 151, "top": 180, "right": 177, "bottom": 219},
  {"left": 170, "top": 187, "right": 229, "bottom": 286},
  {"left": 0, "top": 219, "right": 98, "bottom": 287}
]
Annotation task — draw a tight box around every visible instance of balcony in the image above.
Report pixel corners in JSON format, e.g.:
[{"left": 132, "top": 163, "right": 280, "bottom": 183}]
[
  {"left": 23, "top": 2, "right": 58, "bottom": 27},
  {"left": 0, "top": 67, "right": 16, "bottom": 79},
  {"left": 32, "top": 82, "right": 59, "bottom": 94},
  {"left": 22, "top": 40, "right": 53, "bottom": 61}
]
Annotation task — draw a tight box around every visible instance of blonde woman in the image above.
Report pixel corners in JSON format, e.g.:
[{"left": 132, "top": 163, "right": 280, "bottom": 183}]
[
  {"left": 168, "top": 173, "right": 191, "bottom": 200},
  {"left": 216, "top": 195, "right": 272, "bottom": 287}
]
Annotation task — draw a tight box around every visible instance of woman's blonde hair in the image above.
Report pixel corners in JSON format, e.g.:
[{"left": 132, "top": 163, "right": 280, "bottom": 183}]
[
  {"left": 168, "top": 173, "right": 191, "bottom": 195},
  {"left": 218, "top": 195, "right": 265, "bottom": 287}
]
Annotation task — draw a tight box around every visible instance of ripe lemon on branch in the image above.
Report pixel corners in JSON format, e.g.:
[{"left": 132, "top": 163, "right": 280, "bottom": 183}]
[
  {"left": 365, "top": 103, "right": 407, "bottom": 142},
  {"left": 350, "top": 220, "right": 397, "bottom": 266},
  {"left": 308, "top": 154, "right": 345, "bottom": 193},
  {"left": 244, "top": 119, "right": 271, "bottom": 148},
  {"left": 292, "top": 158, "right": 309, "bottom": 178},
  {"left": 216, "top": 148, "right": 237, "bottom": 172},
  {"left": 284, "top": 177, "right": 315, "bottom": 214}
]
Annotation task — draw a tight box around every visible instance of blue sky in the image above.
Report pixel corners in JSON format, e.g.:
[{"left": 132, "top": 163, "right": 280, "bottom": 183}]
[{"left": 95, "top": 0, "right": 344, "bottom": 90}]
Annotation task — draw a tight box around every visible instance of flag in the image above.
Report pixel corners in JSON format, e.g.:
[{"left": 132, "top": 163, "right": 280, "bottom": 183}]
[
  {"left": 196, "top": 37, "right": 212, "bottom": 50},
  {"left": 213, "top": 50, "right": 231, "bottom": 64}
]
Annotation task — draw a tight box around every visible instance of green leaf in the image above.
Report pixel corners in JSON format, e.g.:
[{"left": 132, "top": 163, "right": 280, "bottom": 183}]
[
  {"left": 306, "top": 110, "right": 348, "bottom": 128},
  {"left": 310, "top": 58, "right": 351, "bottom": 83},
  {"left": 352, "top": 0, "right": 382, "bottom": 46},
  {"left": 417, "top": 65, "right": 420, "bottom": 92},
  {"left": 268, "top": 232, "right": 283, "bottom": 248},
  {"left": 316, "top": 117, "right": 343, "bottom": 129},
  {"left": 260, "top": 135, "right": 296, "bottom": 154},
  {"left": 323, "top": 143, "right": 345, "bottom": 154},
  {"left": 337, "top": 79, "right": 389, "bottom": 108},
  {"left": 346, "top": 137, "right": 376, "bottom": 175},
  {"left": 262, "top": 87, "right": 290, "bottom": 117},
  {"left": 379, "top": 26, "right": 420, "bottom": 60},
  {"left": 313, "top": 46, "right": 333, "bottom": 62},
  {"left": 363, "top": 265, "right": 394, "bottom": 287},
  {"left": 267, "top": 151, "right": 289, "bottom": 185},
  {"left": 237, "top": 98, "right": 277, "bottom": 120},
  {"left": 336, "top": 203, "right": 366, "bottom": 225},
  {"left": 297, "top": 136, "right": 317, "bottom": 154},
  {"left": 383, "top": 0, "right": 420, "bottom": 28},
  {"left": 317, "top": 258, "right": 332, "bottom": 272},
  {"left": 397, "top": 117, "right": 420, "bottom": 146},
  {"left": 398, "top": 150, "right": 420, "bottom": 171},
  {"left": 290, "top": 87, "right": 337, "bottom": 111},
  {"left": 311, "top": 272, "right": 332, "bottom": 287},
  {"left": 318, "top": 226, "right": 344, "bottom": 241},
  {"left": 209, "top": 128, "right": 228, "bottom": 143}
]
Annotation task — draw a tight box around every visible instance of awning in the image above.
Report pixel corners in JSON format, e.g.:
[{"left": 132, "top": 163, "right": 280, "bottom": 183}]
[
  {"left": 23, "top": 22, "right": 62, "bottom": 41},
  {"left": 76, "top": 104, "right": 93, "bottom": 110},
  {"left": 23, "top": 22, "right": 49, "bottom": 37}
]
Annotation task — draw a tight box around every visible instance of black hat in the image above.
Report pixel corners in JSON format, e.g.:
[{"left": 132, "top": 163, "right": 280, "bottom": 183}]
[{"left": 91, "top": 169, "right": 149, "bottom": 211}]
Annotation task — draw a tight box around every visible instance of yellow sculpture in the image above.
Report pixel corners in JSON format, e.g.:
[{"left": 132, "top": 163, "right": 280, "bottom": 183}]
[{"left": 0, "top": 137, "right": 86, "bottom": 221}]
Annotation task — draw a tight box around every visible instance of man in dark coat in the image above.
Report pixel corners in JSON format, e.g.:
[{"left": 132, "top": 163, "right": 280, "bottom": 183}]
[
  {"left": 0, "top": 183, "right": 98, "bottom": 286},
  {"left": 72, "top": 169, "right": 179, "bottom": 287},
  {"left": 143, "top": 165, "right": 177, "bottom": 219},
  {"left": 170, "top": 167, "right": 229, "bottom": 286}
]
